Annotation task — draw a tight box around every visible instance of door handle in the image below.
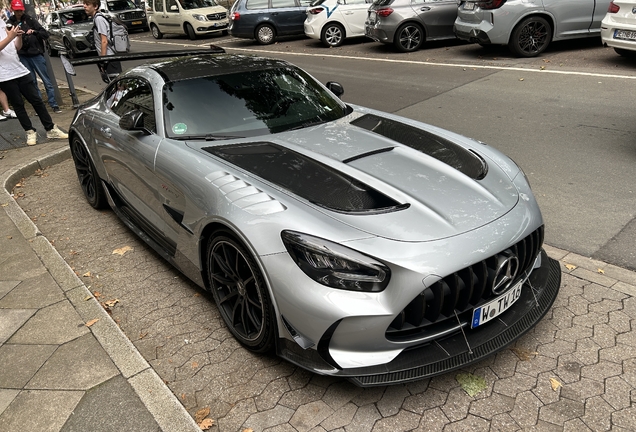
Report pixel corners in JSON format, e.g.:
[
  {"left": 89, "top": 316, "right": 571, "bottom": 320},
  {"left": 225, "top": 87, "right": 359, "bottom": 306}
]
[
  {"left": 420, "top": 6, "right": 430, "bottom": 10},
  {"left": 100, "top": 126, "right": 111, "bottom": 138}
]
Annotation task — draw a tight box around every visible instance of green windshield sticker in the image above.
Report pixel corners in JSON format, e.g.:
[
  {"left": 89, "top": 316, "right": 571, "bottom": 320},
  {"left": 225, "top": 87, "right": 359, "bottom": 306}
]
[{"left": 173, "top": 123, "right": 187, "bottom": 135}]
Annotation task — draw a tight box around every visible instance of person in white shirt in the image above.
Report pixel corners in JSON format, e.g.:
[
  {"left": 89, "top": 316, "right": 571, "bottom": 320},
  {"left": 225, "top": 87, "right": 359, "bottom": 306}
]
[{"left": 0, "top": 19, "right": 67, "bottom": 145}]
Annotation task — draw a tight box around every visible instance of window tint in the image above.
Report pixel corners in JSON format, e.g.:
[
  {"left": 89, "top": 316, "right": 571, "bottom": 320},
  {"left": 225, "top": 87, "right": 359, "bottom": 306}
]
[
  {"left": 108, "top": 78, "right": 156, "bottom": 133},
  {"left": 272, "top": 0, "right": 296, "bottom": 7},
  {"left": 154, "top": 0, "right": 164, "bottom": 12},
  {"left": 246, "top": 0, "right": 268, "bottom": 9},
  {"left": 107, "top": 0, "right": 136, "bottom": 10},
  {"left": 59, "top": 9, "right": 90, "bottom": 25},
  {"left": 180, "top": 0, "right": 219, "bottom": 9}
]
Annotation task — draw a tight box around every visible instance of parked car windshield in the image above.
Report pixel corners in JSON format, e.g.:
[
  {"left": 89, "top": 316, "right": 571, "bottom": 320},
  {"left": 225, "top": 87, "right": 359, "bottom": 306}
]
[
  {"left": 179, "top": 0, "right": 219, "bottom": 9},
  {"left": 106, "top": 0, "right": 138, "bottom": 10},
  {"left": 163, "top": 67, "right": 348, "bottom": 139},
  {"left": 58, "top": 9, "right": 91, "bottom": 25}
]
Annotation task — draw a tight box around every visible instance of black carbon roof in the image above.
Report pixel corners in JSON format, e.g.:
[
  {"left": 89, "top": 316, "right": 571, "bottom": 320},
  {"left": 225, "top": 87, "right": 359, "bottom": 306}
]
[{"left": 147, "top": 54, "right": 292, "bottom": 82}]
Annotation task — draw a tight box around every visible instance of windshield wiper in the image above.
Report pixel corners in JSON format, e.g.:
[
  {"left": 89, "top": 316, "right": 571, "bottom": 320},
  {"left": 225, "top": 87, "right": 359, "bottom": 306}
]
[
  {"left": 286, "top": 119, "right": 327, "bottom": 131},
  {"left": 173, "top": 134, "right": 244, "bottom": 141}
]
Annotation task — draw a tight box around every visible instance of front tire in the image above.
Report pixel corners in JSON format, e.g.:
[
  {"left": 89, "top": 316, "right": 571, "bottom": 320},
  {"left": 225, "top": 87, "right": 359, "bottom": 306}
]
[
  {"left": 63, "top": 38, "right": 75, "bottom": 58},
  {"left": 207, "top": 231, "right": 275, "bottom": 353},
  {"left": 255, "top": 24, "right": 275, "bottom": 45},
  {"left": 151, "top": 24, "right": 163, "bottom": 39},
  {"left": 321, "top": 23, "right": 345, "bottom": 47},
  {"left": 394, "top": 22, "right": 423, "bottom": 52},
  {"left": 185, "top": 22, "right": 197, "bottom": 40},
  {"left": 45, "top": 40, "right": 58, "bottom": 57},
  {"left": 509, "top": 16, "right": 552, "bottom": 57},
  {"left": 70, "top": 136, "right": 108, "bottom": 210}
]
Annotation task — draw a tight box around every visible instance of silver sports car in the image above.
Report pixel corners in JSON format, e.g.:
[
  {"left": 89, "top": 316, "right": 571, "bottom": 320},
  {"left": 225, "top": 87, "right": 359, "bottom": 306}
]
[{"left": 69, "top": 53, "right": 561, "bottom": 386}]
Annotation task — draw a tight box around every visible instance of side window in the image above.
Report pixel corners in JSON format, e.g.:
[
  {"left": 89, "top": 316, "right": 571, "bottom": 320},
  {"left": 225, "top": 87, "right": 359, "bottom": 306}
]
[
  {"left": 246, "top": 0, "right": 268, "bottom": 9},
  {"left": 167, "top": 0, "right": 179, "bottom": 12},
  {"left": 51, "top": 13, "right": 59, "bottom": 24},
  {"left": 108, "top": 78, "right": 157, "bottom": 133},
  {"left": 154, "top": 0, "right": 164, "bottom": 12},
  {"left": 272, "top": 0, "right": 295, "bottom": 7},
  {"left": 298, "top": 0, "right": 312, "bottom": 6}
]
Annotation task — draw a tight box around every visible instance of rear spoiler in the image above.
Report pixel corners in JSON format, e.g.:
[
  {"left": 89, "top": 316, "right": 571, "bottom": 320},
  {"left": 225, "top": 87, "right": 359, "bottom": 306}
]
[{"left": 60, "top": 45, "right": 226, "bottom": 107}]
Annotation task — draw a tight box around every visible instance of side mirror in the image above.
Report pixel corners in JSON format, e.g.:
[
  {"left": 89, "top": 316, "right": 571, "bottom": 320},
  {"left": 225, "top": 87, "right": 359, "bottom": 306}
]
[
  {"left": 119, "top": 110, "right": 149, "bottom": 133},
  {"left": 326, "top": 81, "right": 344, "bottom": 98},
  {"left": 170, "top": 4, "right": 178, "bottom": 10}
]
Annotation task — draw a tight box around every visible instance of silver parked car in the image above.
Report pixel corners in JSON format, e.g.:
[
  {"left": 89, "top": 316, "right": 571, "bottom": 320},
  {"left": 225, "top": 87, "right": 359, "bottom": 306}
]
[
  {"left": 455, "top": 0, "right": 612, "bottom": 57},
  {"left": 365, "top": 0, "right": 457, "bottom": 52},
  {"left": 69, "top": 52, "right": 561, "bottom": 386},
  {"left": 44, "top": 7, "right": 96, "bottom": 58}
]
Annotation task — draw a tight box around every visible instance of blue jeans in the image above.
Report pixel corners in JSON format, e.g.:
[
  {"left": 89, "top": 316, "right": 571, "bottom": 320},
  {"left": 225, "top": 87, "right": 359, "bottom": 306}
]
[{"left": 19, "top": 55, "right": 59, "bottom": 109}]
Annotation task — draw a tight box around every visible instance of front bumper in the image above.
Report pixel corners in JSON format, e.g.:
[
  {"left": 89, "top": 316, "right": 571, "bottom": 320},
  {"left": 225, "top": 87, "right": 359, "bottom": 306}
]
[
  {"left": 196, "top": 21, "right": 229, "bottom": 34},
  {"left": 277, "top": 249, "right": 561, "bottom": 386}
]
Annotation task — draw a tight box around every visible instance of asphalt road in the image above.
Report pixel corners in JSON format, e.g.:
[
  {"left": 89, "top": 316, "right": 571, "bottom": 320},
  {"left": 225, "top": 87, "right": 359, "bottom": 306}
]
[{"left": 48, "top": 31, "right": 636, "bottom": 270}]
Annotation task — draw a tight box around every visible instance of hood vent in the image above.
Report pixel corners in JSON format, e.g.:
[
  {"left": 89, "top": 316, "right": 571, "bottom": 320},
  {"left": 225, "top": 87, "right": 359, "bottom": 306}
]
[
  {"left": 204, "top": 142, "right": 406, "bottom": 213},
  {"left": 351, "top": 114, "right": 488, "bottom": 180}
]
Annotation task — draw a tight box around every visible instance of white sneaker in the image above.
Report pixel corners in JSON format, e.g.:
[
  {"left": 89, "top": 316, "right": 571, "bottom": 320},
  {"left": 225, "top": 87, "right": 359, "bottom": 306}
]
[
  {"left": 0, "top": 113, "right": 6, "bottom": 122},
  {"left": 3, "top": 109, "right": 17, "bottom": 119},
  {"left": 46, "top": 125, "right": 68, "bottom": 140},
  {"left": 26, "top": 130, "right": 37, "bottom": 146}
]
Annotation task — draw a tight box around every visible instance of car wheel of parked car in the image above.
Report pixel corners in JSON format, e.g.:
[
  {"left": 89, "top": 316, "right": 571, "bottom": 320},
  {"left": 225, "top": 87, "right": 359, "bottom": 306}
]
[
  {"left": 394, "top": 22, "right": 423, "bottom": 52},
  {"left": 509, "top": 16, "right": 552, "bottom": 57},
  {"left": 207, "top": 230, "right": 275, "bottom": 353},
  {"left": 255, "top": 24, "right": 275, "bottom": 45},
  {"left": 63, "top": 39, "right": 75, "bottom": 59},
  {"left": 321, "top": 23, "right": 345, "bottom": 47},
  {"left": 70, "top": 136, "right": 108, "bottom": 210},
  {"left": 614, "top": 47, "right": 636, "bottom": 58},
  {"left": 45, "top": 40, "right": 58, "bottom": 57},
  {"left": 185, "top": 22, "right": 197, "bottom": 40},
  {"left": 151, "top": 24, "right": 163, "bottom": 39}
]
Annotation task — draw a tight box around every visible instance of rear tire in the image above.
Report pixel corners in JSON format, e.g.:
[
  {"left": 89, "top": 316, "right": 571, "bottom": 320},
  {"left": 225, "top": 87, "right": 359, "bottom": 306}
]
[
  {"left": 393, "top": 22, "right": 423, "bottom": 52},
  {"left": 185, "top": 22, "right": 197, "bottom": 40},
  {"left": 255, "top": 23, "right": 275, "bottom": 45},
  {"left": 151, "top": 24, "right": 163, "bottom": 39},
  {"left": 70, "top": 136, "right": 108, "bottom": 210},
  {"left": 321, "top": 23, "right": 345, "bottom": 47},
  {"left": 508, "top": 16, "right": 552, "bottom": 57}
]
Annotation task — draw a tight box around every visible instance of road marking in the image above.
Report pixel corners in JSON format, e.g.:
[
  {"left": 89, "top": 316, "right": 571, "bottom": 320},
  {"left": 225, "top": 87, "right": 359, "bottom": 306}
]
[{"left": 133, "top": 39, "right": 636, "bottom": 80}]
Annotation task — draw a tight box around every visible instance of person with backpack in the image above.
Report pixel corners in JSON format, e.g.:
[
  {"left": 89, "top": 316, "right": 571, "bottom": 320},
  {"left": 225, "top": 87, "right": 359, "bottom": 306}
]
[
  {"left": 83, "top": 0, "right": 124, "bottom": 81},
  {"left": 9, "top": 0, "right": 62, "bottom": 113}
]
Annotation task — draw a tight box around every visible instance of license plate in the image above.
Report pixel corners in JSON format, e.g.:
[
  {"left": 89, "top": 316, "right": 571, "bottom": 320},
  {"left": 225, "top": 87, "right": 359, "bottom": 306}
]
[
  {"left": 471, "top": 281, "right": 523, "bottom": 328},
  {"left": 132, "top": 20, "right": 142, "bottom": 25},
  {"left": 464, "top": 2, "right": 475, "bottom": 10},
  {"left": 614, "top": 29, "right": 636, "bottom": 41}
]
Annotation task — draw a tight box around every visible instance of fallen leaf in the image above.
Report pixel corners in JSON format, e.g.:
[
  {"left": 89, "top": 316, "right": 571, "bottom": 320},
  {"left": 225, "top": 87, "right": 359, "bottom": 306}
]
[
  {"left": 192, "top": 361, "right": 199, "bottom": 369},
  {"left": 195, "top": 407, "right": 211, "bottom": 424},
  {"left": 519, "top": 78, "right": 524, "bottom": 81},
  {"left": 181, "top": 393, "right": 186, "bottom": 400},
  {"left": 540, "top": 66, "right": 545, "bottom": 70},
  {"left": 112, "top": 245, "right": 133, "bottom": 256},
  {"left": 456, "top": 372, "right": 487, "bottom": 397},
  {"left": 84, "top": 296, "right": 92, "bottom": 301},
  {"left": 93, "top": 291, "right": 102, "bottom": 298},
  {"left": 564, "top": 264, "right": 577, "bottom": 271},
  {"left": 242, "top": 429, "right": 254, "bottom": 432},
  {"left": 85, "top": 318, "right": 99, "bottom": 327},
  {"left": 199, "top": 419, "right": 214, "bottom": 430},
  {"left": 83, "top": 271, "right": 92, "bottom": 277},
  {"left": 139, "top": 332, "right": 148, "bottom": 339},
  {"left": 550, "top": 377, "right": 562, "bottom": 391},
  {"left": 510, "top": 347, "right": 538, "bottom": 361},
  {"left": 103, "top": 299, "right": 120, "bottom": 308},
  {"left": 6, "top": 236, "right": 11, "bottom": 239},
  {"left": 597, "top": 268, "right": 605, "bottom": 274},
  {"left": 1, "top": 203, "right": 8, "bottom": 207}
]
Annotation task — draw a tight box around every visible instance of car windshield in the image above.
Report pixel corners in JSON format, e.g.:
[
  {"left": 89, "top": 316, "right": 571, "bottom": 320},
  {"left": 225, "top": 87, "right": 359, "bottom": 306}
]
[
  {"left": 107, "top": 0, "right": 137, "bottom": 10},
  {"left": 163, "top": 67, "right": 348, "bottom": 139},
  {"left": 179, "top": 0, "right": 219, "bottom": 10},
  {"left": 59, "top": 10, "right": 90, "bottom": 25}
]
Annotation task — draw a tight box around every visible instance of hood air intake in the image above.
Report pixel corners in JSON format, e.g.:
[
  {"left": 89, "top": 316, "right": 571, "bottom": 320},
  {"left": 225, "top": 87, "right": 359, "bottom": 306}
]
[{"left": 351, "top": 114, "right": 488, "bottom": 180}]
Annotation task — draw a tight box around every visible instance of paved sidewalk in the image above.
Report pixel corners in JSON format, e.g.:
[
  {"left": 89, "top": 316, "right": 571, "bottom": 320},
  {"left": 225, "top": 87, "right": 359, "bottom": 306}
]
[{"left": 0, "top": 112, "right": 200, "bottom": 431}]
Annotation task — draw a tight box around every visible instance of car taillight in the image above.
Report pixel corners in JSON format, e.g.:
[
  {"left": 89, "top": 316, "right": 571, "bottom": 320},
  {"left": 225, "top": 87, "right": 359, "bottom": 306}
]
[
  {"left": 476, "top": 0, "right": 506, "bottom": 9},
  {"left": 308, "top": 7, "right": 323, "bottom": 14},
  {"left": 376, "top": 8, "right": 393, "bottom": 17},
  {"left": 231, "top": 12, "right": 240, "bottom": 20},
  {"left": 608, "top": 1, "right": 620, "bottom": 13}
]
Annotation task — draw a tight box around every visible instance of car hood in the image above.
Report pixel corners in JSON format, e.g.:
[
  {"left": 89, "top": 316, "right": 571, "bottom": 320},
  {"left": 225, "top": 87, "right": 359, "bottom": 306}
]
[
  {"left": 183, "top": 5, "right": 227, "bottom": 13},
  {"left": 65, "top": 22, "right": 93, "bottom": 33},
  {"left": 194, "top": 109, "right": 521, "bottom": 242}
]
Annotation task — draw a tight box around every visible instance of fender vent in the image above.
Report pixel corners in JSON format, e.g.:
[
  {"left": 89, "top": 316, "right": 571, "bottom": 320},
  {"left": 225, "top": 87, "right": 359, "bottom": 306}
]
[
  {"left": 204, "top": 142, "right": 404, "bottom": 213},
  {"left": 351, "top": 114, "right": 488, "bottom": 180}
]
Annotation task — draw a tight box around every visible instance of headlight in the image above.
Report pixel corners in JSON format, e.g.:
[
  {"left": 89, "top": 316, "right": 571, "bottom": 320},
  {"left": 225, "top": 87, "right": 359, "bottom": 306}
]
[
  {"left": 141, "top": 12, "right": 146, "bottom": 17},
  {"left": 281, "top": 231, "right": 390, "bottom": 292},
  {"left": 192, "top": 14, "right": 207, "bottom": 21},
  {"left": 119, "top": 13, "right": 126, "bottom": 19},
  {"left": 71, "top": 32, "right": 85, "bottom": 37}
]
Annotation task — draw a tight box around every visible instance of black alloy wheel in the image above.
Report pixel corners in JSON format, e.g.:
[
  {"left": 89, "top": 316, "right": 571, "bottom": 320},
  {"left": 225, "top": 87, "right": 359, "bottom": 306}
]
[
  {"left": 151, "top": 24, "right": 163, "bottom": 39},
  {"left": 509, "top": 16, "right": 552, "bottom": 57},
  {"left": 255, "top": 24, "right": 275, "bottom": 45},
  {"left": 207, "top": 231, "right": 275, "bottom": 353},
  {"left": 70, "top": 137, "right": 108, "bottom": 209},
  {"left": 185, "top": 22, "right": 197, "bottom": 40},
  {"left": 322, "top": 23, "right": 345, "bottom": 47},
  {"left": 63, "top": 38, "right": 75, "bottom": 58},
  {"left": 394, "top": 22, "right": 423, "bottom": 53}
]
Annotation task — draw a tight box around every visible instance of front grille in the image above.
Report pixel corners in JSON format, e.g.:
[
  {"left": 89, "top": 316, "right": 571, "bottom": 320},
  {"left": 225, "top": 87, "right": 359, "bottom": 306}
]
[
  {"left": 206, "top": 12, "right": 227, "bottom": 20},
  {"left": 121, "top": 11, "right": 145, "bottom": 19},
  {"left": 386, "top": 226, "right": 544, "bottom": 342}
]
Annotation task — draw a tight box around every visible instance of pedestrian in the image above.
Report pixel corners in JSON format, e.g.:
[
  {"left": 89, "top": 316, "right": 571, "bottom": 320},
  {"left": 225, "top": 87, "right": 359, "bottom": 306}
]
[
  {"left": 9, "top": 0, "right": 61, "bottom": 113},
  {"left": 0, "top": 19, "right": 67, "bottom": 145},
  {"left": 0, "top": 89, "right": 18, "bottom": 120},
  {"left": 83, "top": 0, "right": 122, "bottom": 82}
]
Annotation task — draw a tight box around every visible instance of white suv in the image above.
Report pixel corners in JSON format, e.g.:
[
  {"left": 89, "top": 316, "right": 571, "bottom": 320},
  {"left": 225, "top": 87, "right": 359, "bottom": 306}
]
[
  {"left": 304, "top": 0, "right": 372, "bottom": 47},
  {"left": 147, "top": 0, "right": 229, "bottom": 40}
]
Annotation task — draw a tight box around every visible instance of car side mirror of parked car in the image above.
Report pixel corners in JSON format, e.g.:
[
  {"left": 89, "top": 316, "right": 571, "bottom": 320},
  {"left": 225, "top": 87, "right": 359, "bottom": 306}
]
[
  {"left": 170, "top": 4, "right": 178, "bottom": 11},
  {"left": 120, "top": 110, "right": 150, "bottom": 134},
  {"left": 326, "top": 82, "right": 344, "bottom": 98}
]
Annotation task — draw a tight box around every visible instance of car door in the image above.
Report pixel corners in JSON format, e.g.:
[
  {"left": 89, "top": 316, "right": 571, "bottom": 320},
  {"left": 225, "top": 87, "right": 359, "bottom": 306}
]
[
  {"left": 164, "top": 0, "right": 184, "bottom": 34},
  {"left": 270, "top": 0, "right": 307, "bottom": 34},
  {"left": 98, "top": 77, "right": 170, "bottom": 251},
  {"left": 544, "top": 0, "right": 595, "bottom": 38},
  {"left": 339, "top": 0, "right": 372, "bottom": 37},
  {"left": 413, "top": 0, "right": 456, "bottom": 40},
  {"left": 152, "top": 0, "right": 172, "bottom": 33}
]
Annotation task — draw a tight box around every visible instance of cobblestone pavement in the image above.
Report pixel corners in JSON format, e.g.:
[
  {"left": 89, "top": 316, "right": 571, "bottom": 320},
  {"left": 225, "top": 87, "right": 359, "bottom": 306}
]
[{"left": 15, "top": 159, "right": 636, "bottom": 432}]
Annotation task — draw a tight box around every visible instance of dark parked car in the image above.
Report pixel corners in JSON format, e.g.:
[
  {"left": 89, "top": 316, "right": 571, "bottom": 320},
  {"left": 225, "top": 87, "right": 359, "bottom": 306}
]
[
  {"left": 67, "top": 51, "right": 561, "bottom": 386},
  {"left": 44, "top": 7, "right": 96, "bottom": 58},
  {"left": 229, "top": 0, "right": 312, "bottom": 44},
  {"left": 100, "top": 0, "right": 149, "bottom": 31},
  {"left": 365, "top": 0, "right": 457, "bottom": 52}
]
